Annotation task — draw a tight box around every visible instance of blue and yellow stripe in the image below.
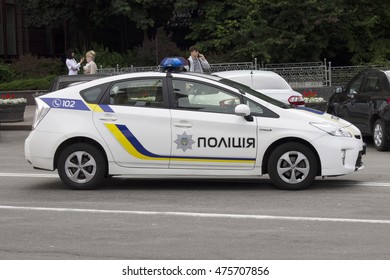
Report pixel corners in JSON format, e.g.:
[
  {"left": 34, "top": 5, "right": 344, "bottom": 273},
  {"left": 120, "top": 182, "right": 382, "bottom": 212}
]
[{"left": 105, "top": 123, "right": 256, "bottom": 164}]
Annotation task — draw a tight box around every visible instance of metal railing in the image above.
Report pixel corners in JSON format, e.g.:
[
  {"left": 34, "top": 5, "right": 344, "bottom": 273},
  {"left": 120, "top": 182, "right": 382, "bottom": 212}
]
[
  {"left": 327, "top": 65, "right": 386, "bottom": 86},
  {"left": 263, "top": 61, "right": 328, "bottom": 88},
  {"left": 208, "top": 62, "right": 253, "bottom": 72},
  {"left": 96, "top": 60, "right": 389, "bottom": 88}
]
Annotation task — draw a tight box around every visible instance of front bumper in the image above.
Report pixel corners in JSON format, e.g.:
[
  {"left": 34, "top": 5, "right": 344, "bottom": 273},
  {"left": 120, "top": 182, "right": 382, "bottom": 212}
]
[{"left": 313, "top": 134, "right": 365, "bottom": 176}]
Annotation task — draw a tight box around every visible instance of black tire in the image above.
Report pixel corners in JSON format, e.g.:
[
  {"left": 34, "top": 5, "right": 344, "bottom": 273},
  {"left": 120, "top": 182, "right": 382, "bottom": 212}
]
[
  {"left": 268, "top": 143, "right": 317, "bottom": 190},
  {"left": 57, "top": 143, "right": 106, "bottom": 190},
  {"left": 373, "top": 119, "right": 390, "bottom": 151}
]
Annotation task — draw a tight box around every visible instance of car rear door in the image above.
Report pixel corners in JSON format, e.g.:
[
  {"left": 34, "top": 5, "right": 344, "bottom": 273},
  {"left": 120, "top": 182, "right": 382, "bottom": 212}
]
[{"left": 92, "top": 76, "right": 172, "bottom": 168}]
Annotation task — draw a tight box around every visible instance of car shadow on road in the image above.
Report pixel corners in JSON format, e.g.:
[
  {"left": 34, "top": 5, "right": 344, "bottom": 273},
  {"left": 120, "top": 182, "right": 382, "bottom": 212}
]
[{"left": 28, "top": 177, "right": 362, "bottom": 192}]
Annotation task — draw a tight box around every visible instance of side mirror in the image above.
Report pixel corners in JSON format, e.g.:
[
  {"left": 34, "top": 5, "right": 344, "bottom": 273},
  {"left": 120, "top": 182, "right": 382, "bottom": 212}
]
[
  {"left": 235, "top": 104, "right": 251, "bottom": 117},
  {"left": 334, "top": 86, "right": 343, "bottom": 94},
  {"left": 235, "top": 104, "right": 253, "bottom": 121}
]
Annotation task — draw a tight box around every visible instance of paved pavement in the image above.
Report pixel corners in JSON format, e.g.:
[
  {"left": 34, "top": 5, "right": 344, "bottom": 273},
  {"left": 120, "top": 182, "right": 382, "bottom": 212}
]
[{"left": 0, "top": 105, "right": 35, "bottom": 131}]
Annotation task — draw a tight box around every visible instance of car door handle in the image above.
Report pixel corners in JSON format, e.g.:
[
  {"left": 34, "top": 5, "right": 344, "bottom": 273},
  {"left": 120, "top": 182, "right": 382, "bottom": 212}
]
[
  {"left": 99, "top": 114, "right": 117, "bottom": 121},
  {"left": 174, "top": 121, "right": 193, "bottom": 128}
]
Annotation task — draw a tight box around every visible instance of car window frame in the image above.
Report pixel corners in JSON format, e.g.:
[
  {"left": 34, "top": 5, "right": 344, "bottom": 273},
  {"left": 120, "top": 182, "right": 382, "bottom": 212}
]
[
  {"left": 345, "top": 72, "right": 365, "bottom": 95},
  {"left": 99, "top": 76, "right": 169, "bottom": 108},
  {"left": 80, "top": 82, "right": 111, "bottom": 104},
  {"left": 362, "top": 71, "right": 382, "bottom": 95}
]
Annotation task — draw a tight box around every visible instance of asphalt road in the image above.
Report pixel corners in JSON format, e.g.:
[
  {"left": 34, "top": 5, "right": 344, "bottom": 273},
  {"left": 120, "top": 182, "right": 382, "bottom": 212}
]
[{"left": 0, "top": 131, "right": 390, "bottom": 260}]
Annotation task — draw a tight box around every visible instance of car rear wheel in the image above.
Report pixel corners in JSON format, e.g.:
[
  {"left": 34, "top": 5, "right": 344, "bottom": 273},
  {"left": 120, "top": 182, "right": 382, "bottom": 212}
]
[
  {"left": 268, "top": 143, "right": 317, "bottom": 190},
  {"left": 58, "top": 143, "right": 106, "bottom": 190},
  {"left": 373, "top": 119, "right": 389, "bottom": 151}
]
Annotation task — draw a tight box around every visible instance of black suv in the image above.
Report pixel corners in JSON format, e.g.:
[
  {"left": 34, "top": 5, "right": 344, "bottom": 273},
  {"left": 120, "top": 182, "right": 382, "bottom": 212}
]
[{"left": 327, "top": 68, "right": 390, "bottom": 151}]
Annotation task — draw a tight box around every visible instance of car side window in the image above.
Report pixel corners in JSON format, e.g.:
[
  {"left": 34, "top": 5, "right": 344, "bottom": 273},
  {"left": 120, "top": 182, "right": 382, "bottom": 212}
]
[
  {"left": 172, "top": 79, "right": 240, "bottom": 114},
  {"left": 80, "top": 83, "right": 110, "bottom": 104},
  {"left": 363, "top": 74, "right": 381, "bottom": 94},
  {"left": 243, "top": 97, "right": 279, "bottom": 118},
  {"left": 346, "top": 74, "right": 364, "bottom": 95},
  {"left": 107, "top": 79, "right": 164, "bottom": 108}
]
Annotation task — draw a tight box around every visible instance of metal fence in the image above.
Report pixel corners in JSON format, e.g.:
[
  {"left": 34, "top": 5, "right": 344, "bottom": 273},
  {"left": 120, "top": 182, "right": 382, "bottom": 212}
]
[
  {"left": 263, "top": 61, "right": 327, "bottom": 88},
  {"left": 97, "top": 60, "right": 388, "bottom": 88}
]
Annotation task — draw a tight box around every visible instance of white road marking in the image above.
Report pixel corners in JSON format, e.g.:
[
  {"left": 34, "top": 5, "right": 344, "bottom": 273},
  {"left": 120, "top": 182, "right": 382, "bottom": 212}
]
[
  {"left": 0, "top": 205, "right": 390, "bottom": 225},
  {"left": 0, "top": 172, "right": 58, "bottom": 178}
]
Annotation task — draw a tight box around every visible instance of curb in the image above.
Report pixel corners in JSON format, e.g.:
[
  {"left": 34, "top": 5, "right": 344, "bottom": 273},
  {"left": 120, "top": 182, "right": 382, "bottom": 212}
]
[{"left": 0, "top": 123, "right": 32, "bottom": 131}]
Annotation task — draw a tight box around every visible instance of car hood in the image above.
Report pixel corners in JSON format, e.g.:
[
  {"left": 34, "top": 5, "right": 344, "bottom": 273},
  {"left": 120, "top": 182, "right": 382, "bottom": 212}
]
[{"left": 289, "top": 106, "right": 361, "bottom": 133}]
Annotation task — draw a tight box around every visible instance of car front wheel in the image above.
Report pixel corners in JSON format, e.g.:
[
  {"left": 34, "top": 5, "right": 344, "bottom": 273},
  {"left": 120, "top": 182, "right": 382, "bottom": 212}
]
[
  {"left": 268, "top": 143, "right": 317, "bottom": 190},
  {"left": 373, "top": 119, "right": 389, "bottom": 151},
  {"left": 58, "top": 143, "right": 106, "bottom": 190}
]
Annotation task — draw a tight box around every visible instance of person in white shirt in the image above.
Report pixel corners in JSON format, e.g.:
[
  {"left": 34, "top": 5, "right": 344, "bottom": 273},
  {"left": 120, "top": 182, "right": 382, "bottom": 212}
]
[
  {"left": 187, "top": 46, "right": 210, "bottom": 73},
  {"left": 66, "top": 49, "right": 84, "bottom": 75},
  {"left": 83, "top": 50, "right": 97, "bottom": 74}
]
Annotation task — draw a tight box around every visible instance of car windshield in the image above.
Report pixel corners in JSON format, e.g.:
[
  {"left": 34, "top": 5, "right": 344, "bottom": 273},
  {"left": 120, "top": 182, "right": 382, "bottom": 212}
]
[{"left": 219, "top": 78, "right": 291, "bottom": 108}]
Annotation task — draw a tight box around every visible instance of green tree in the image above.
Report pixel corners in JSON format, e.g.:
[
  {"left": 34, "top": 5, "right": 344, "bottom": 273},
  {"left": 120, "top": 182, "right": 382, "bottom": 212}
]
[
  {"left": 183, "top": 0, "right": 390, "bottom": 64},
  {"left": 19, "top": 0, "right": 390, "bottom": 65},
  {"left": 20, "top": 0, "right": 177, "bottom": 51}
]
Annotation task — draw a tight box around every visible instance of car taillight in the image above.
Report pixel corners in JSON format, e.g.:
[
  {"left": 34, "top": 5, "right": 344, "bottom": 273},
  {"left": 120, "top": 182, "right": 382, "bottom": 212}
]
[
  {"left": 387, "top": 98, "right": 390, "bottom": 104},
  {"left": 32, "top": 99, "right": 51, "bottom": 130},
  {"left": 288, "top": 96, "right": 305, "bottom": 106}
]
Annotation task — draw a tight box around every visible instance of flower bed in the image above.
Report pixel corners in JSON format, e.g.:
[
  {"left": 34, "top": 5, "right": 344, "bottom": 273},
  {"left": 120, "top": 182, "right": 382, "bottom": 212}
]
[
  {"left": 0, "top": 97, "right": 27, "bottom": 122},
  {"left": 303, "top": 90, "right": 327, "bottom": 111}
]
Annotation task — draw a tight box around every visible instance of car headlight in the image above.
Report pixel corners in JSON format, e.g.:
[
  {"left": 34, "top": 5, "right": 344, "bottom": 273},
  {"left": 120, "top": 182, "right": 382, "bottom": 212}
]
[{"left": 310, "top": 122, "right": 352, "bottom": 137}]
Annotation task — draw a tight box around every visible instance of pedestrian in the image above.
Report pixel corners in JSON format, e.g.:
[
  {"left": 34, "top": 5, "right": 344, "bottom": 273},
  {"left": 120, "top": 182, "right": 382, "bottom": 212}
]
[
  {"left": 187, "top": 46, "right": 210, "bottom": 73},
  {"left": 83, "top": 50, "right": 97, "bottom": 74},
  {"left": 65, "top": 48, "right": 84, "bottom": 75}
]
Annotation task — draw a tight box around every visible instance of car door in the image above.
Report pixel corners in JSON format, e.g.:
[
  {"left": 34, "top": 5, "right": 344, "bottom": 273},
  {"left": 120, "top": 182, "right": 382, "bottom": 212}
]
[
  {"left": 355, "top": 72, "right": 382, "bottom": 134},
  {"left": 168, "top": 78, "right": 257, "bottom": 170},
  {"left": 92, "top": 77, "right": 172, "bottom": 168},
  {"left": 338, "top": 73, "right": 365, "bottom": 124}
]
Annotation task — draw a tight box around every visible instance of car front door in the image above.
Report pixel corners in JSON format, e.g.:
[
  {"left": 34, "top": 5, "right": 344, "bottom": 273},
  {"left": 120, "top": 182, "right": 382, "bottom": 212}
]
[
  {"left": 353, "top": 72, "right": 382, "bottom": 134},
  {"left": 168, "top": 78, "right": 257, "bottom": 170},
  {"left": 338, "top": 73, "right": 365, "bottom": 124},
  {"left": 92, "top": 77, "right": 172, "bottom": 168}
]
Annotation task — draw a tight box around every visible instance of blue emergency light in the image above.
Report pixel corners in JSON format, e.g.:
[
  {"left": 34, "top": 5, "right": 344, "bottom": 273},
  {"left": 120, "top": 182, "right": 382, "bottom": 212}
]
[{"left": 160, "top": 57, "right": 188, "bottom": 72}]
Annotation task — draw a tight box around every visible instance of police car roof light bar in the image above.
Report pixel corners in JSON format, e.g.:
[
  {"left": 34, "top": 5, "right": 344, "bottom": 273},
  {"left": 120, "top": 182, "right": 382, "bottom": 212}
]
[{"left": 160, "top": 57, "right": 188, "bottom": 73}]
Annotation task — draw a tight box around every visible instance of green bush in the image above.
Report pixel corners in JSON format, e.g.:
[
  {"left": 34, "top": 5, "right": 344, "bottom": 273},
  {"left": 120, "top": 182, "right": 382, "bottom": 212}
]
[
  {"left": 0, "top": 60, "right": 14, "bottom": 83},
  {"left": 11, "top": 54, "right": 65, "bottom": 79},
  {"left": 85, "top": 42, "right": 134, "bottom": 68},
  {"left": 0, "top": 76, "right": 55, "bottom": 91}
]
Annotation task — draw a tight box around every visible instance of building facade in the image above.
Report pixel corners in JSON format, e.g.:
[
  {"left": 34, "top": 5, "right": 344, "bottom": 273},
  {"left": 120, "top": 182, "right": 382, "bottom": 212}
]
[{"left": 1, "top": 0, "right": 66, "bottom": 62}]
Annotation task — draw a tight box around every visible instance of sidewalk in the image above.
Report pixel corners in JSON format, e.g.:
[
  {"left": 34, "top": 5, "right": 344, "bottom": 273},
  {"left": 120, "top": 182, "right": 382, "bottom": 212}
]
[{"left": 0, "top": 105, "right": 35, "bottom": 131}]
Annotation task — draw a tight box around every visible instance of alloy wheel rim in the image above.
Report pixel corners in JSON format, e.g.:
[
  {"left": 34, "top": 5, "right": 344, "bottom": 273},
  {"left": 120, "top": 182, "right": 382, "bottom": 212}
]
[
  {"left": 374, "top": 124, "right": 383, "bottom": 147},
  {"left": 277, "top": 151, "right": 310, "bottom": 184},
  {"left": 64, "top": 151, "right": 97, "bottom": 184}
]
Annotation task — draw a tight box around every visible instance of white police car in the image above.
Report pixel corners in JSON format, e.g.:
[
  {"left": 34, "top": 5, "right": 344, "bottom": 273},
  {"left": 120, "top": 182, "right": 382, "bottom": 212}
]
[{"left": 25, "top": 58, "right": 365, "bottom": 190}]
